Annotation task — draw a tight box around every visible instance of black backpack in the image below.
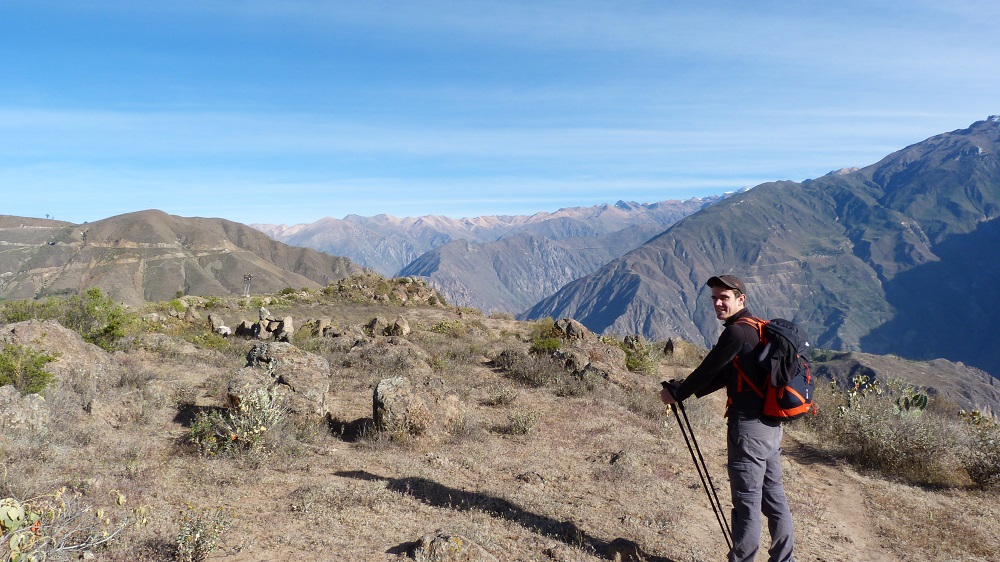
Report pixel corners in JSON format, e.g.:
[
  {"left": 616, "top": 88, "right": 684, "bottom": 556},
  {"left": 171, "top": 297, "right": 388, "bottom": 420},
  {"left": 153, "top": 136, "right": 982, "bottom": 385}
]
[{"left": 732, "top": 317, "right": 816, "bottom": 421}]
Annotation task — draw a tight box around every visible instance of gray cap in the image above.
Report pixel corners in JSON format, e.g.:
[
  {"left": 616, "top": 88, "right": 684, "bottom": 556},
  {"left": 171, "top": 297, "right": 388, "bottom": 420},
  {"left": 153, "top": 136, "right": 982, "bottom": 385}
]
[{"left": 707, "top": 274, "right": 746, "bottom": 295}]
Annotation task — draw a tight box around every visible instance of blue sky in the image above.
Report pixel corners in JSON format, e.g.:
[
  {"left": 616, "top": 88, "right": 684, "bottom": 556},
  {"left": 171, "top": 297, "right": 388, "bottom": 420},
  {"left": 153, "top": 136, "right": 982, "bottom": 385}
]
[{"left": 2, "top": 1, "right": 998, "bottom": 225}]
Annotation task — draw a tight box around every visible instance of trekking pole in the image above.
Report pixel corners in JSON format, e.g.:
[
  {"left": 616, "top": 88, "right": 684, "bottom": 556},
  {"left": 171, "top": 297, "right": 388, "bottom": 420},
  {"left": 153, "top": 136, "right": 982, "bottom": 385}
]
[
  {"left": 666, "top": 394, "right": 733, "bottom": 551},
  {"left": 675, "top": 400, "right": 733, "bottom": 549}
]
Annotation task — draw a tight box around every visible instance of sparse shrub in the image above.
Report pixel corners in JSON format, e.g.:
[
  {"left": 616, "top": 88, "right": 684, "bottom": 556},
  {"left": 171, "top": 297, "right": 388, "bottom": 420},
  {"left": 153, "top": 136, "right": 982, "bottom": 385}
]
[
  {"left": 1, "top": 488, "right": 147, "bottom": 560},
  {"left": 0, "top": 343, "right": 58, "bottom": 394},
  {"left": 805, "top": 375, "right": 970, "bottom": 487},
  {"left": 430, "top": 319, "right": 467, "bottom": 338},
  {"left": 500, "top": 409, "right": 539, "bottom": 435},
  {"left": 619, "top": 339, "right": 660, "bottom": 375},
  {"left": 448, "top": 411, "right": 484, "bottom": 441},
  {"left": 174, "top": 506, "right": 231, "bottom": 562},
  {"left": 482, "top": 382, "right": 519, "bottom": 406},
  {"left": 188, "top": 331, "right": 229, "bottom": 351},
  {"left": 621, "top": 387, "right": 667, "bottom": 420},
  {"left": 492, "top": 348, "right": 564, "bottom": 387},
  {"left": 278, "top": 287, "right": 297, "bottom": 296},
  {"left": 555, "top": 371, "right": 600, "bottom": 397},
  {"left": 961, "top": 410, "right": 1000, "bottom": 489},
  {"left": 188, "top": 387, "right": 288, "bottom": 457}
]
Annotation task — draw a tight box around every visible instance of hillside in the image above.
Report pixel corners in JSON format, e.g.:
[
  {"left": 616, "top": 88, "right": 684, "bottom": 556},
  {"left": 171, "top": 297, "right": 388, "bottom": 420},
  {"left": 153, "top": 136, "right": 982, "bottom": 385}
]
[
  {"left": 398, "top": 225, "right": 666, "bottom": 313},
  {"left": 524, "top": 117, "right": 1000, "bottom": 379},
  {"left": 2, "top": 285, "right": 997, "bottom": 561},
  {"left": 0, "top": 210, "right": 363, "bottom": 306}
]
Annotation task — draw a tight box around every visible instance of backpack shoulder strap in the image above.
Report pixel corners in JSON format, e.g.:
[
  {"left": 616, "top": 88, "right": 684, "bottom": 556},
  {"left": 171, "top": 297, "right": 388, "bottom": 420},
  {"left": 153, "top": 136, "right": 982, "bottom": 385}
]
[{"left": 732, "top": 315, "right": 766, "bottom": 341}]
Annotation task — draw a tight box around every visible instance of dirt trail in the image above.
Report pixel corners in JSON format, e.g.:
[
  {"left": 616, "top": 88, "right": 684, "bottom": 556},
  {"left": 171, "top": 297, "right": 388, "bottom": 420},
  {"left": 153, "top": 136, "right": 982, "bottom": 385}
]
[{"left": 782, "top": 434, "right": 901, "bottom": 562}]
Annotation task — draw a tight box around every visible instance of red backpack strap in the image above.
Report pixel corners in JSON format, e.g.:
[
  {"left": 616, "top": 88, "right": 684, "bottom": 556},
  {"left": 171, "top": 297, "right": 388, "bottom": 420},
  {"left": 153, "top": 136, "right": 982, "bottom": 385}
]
[{"left": 732, "top": 315, "right": 766, "bottom": 342}]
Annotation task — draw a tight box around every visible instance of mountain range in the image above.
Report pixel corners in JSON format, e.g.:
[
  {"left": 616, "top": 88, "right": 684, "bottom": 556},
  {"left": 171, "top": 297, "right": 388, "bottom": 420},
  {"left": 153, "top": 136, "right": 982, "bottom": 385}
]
[
  {"left": 524, "top": 117, "right": 1000, "bottom": 379},
  {"left": 253, "top": 198, "right": 721, "bottom": 312},
  {"left": 0, "top": 210, "right": 361, "bottom": 306},
  {"left": 3, "top": 119, "right": 998, "bottom": 381}
]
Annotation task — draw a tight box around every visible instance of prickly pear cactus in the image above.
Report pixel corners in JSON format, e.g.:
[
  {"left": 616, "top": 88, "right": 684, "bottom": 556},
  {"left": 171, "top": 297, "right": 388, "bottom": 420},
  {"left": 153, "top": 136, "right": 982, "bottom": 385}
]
[
  {"left": 0, "top": 497, "right": 26, "bottom": 533},
  {"left": 896, "top": 389, "right": 930, "bottom": 416}
]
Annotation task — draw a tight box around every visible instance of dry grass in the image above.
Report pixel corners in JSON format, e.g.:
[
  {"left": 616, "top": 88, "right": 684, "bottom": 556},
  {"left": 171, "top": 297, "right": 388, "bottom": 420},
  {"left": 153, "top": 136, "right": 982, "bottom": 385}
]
[{"left": 2, "top": 288, "right": 998, "bottom": 561}]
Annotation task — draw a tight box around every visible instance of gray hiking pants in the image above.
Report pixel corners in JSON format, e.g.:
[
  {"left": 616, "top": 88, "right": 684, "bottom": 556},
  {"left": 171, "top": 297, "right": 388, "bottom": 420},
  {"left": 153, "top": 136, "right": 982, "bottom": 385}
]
[{"left": 727, "top": 414, "right": 795, "bottom": 562}]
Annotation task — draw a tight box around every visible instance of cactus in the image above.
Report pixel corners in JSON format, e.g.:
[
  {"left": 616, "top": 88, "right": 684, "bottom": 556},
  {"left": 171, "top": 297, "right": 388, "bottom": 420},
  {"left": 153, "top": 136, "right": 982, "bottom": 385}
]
[
  {"left": 896, "top": 389, "right": 930, "bottom": 416},
  {"left": 1, "top": 498, "right": 26, "bottom": 533}
]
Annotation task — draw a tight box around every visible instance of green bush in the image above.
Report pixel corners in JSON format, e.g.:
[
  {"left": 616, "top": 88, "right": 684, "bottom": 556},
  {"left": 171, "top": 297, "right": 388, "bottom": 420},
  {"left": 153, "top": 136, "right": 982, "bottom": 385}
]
[
  {"left": 530, "top": 317, "right": 559, "bottom": 341},
  {"left": 622, "top": 343, "right": 659, "bottom": 375},
  {"left": 42, "top": 288, "right": 138, "bottom": 350},
  {"left": 0, "top": 344, "right": 58, "bottom": 394},
  {"left": 0, "top": 299, "right": 61, "bottom": 324},
  {"left": 530, "top": 337, "right": 562, "bottom": 354}
]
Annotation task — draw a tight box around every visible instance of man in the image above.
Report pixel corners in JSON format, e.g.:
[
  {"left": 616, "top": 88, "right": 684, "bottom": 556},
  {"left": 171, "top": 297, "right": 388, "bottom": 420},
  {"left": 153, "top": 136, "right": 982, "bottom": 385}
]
[{"left": 660, "top": 274, "right": 795, "bottom": 562}]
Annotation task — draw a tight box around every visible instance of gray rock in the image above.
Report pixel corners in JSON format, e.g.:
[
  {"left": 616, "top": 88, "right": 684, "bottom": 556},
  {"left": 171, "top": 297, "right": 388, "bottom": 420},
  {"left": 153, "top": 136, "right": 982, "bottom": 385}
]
[
  {"left": 365, "top": 316, "right": 389, "bottom": 337},
  {"left": 411, "top": 531, "right": 499, "bottom": 562},
  {"left": 555, "top": 318, "right": 592, "bottom": 341},
  {"left": 386, "top": 315, "right": 411, "bottom": 337},
  {"left": 239, "top": 342, "right": 331, "bottom": 420},
  {"left": 373, "top": 376, "right": 431, "bottom": 435},
  {"left": 0, "top": 386, "right": 50, "bottom": 432},
  {"left": 208, "top": 313, "right": 225, "bottom": 331}
]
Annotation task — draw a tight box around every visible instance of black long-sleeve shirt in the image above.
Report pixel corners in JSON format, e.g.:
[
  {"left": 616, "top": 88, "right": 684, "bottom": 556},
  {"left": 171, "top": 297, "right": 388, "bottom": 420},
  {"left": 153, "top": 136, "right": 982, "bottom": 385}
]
[{"left": 673, "top": 308, "right": 761, "bottom": 402}]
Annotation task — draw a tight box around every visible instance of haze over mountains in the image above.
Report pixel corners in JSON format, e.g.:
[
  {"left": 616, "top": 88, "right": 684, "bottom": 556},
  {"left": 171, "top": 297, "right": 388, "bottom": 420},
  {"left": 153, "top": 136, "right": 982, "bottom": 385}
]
[
  {"left": 253, "top": 198, "right": 721, "bottom": 312},
  {"left": 525, "top": 117, "right": 1000, "bottom": 379}
]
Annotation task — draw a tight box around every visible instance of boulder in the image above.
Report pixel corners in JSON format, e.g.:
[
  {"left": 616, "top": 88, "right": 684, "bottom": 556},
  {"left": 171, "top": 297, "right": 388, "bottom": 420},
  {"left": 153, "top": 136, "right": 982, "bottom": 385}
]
[
  {"left": 664, "top": 337, "right": 704, "bottom": 363},
  {"left": 2, "top": 320, "right": 119, "bottom": 390},
  {"left": 386, "top": 315, "right": 411, "bottom": 337},
  {"left": 411, "top": 531, "right": 499, "bottom": 562},
  {"left": 373, "top": 376, "right": 432, "bottom": 435},
  {"left": 303, "top": 318, "right": 332, "bottom": 337},
  {"left": 0, "top": 386, "right": 49, "bottom": 432},
  {"left": 365, "top": 316, "right": 389, "bottom": 337},
  {"left": 184, "top": 307, "right": 201, "bottom": 322},
  {"left": 215, "top": 326, "right": 232, "bottom": 337},
  {"left": 226, "top": 367, "right": 274, "bottom": 409},
  {"left": 207, "top": 313, "right": 225, "bottom": 331},
  {"left": 554, "top": 318, "right": 593, "bottom": 341},
  {"left": 241, "top": 342, "right": 331, "bottom": 419},
  {"left": 234, "top": 320, "right": 254, "bottom": 337},
  {"left": 372, "top": 374, "right": 464, "bottom": 437},
  {"left": 623, "top": 334, "right": 645, "bottom": 351}
]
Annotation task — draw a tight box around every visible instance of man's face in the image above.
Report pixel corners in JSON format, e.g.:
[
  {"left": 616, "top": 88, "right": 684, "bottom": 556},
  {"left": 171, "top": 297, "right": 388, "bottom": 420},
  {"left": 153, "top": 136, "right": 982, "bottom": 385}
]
[{"left": 711, "top": 286, "right": 745, "bottom": 320}]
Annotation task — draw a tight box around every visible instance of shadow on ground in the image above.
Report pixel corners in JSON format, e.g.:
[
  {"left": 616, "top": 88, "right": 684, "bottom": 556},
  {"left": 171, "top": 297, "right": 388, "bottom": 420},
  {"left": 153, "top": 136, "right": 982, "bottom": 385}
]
[{"left": 336, "top": 470, "right": 676, "bottom": 561}]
